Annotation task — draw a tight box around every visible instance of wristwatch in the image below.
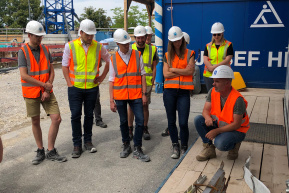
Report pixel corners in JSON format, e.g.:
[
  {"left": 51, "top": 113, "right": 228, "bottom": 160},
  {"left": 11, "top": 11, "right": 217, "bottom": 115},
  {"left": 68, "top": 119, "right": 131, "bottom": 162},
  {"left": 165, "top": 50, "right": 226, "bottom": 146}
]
[{"left": 142, "top": 92, "right": 148, "bottom": 96}]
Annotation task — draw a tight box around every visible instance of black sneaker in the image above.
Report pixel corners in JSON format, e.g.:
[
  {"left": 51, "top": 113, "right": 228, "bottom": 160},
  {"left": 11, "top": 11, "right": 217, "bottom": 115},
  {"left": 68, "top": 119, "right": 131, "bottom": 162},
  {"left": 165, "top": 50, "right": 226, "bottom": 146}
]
[
  {"left": 133, "top": 146, "right": 150, "bottom": 162},
  {"left": 181, "top": 146, "right": 188, "bottom": 155},
  {"left": 95, "top": 120, "right": 107, "bottom": 128},
  {"left": 143, "top": 126, "right": 151, "bottom": 140},
  {"left": 32, "top": 148, "right": 45, "bottom": 165},
  {"left": 71, "top": 146, "right": 82, "bottom": 158},
  {"left": 84, "top": 142, "right": 97, "bottom": 153},
  {"left": 120, "top": 142, "right": 132, "bottom": 158},
  {"left": 161, "top": 128, "right": 169, "bottom": 137},
  {"left": 171, "top": 143, "right": 180, "bottom": 159},
  {"left": 129, "top": 126, "right": 133, "bottom": 141},
  {"left": 46, "top": 148, "right": 67, "bottom": 162}
]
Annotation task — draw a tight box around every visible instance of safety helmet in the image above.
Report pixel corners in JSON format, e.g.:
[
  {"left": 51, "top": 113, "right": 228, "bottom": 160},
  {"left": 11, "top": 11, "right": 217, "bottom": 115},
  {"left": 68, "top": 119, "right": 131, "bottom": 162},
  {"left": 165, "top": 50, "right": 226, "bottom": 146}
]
[
  {"left": 134, "top": 26, "right": 146, "bottom": 37},
  {"left": 145, "top": 26, "right": 153, "bottom": 35},
  {"left": 113, "top": 29, "right": 131, "bottom": 44},
  {"left": 168, "top": 26, "right": 183, "bottom": 42},
  {"left": 211, "top": 22, "right": 225, "bottom": 34},
  {"left": 183, "top": 32, "right": 190, "bottom": 44},
  {"left": 210, "top": 65, "right": 234, "bottom": 79},
  {"left": 25, "top": 20, "right": 46, "bottom": 36},
  {"left": 79, "top": 19, "right": 96, "bottom": 35}
]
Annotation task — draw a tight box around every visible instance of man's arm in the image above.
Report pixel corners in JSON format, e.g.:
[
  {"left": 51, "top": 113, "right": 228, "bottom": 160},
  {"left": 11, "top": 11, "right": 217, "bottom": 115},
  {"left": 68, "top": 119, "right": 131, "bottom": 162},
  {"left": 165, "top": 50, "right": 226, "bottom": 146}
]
[
  {"left": 62, "top": 66, "right": 73, "bottom": 87},
  {"left": 151, "top": 60, "right": 157, "bottom": 86},
  {"left": 141, "top": 74, "right": 147, "bottom": 105},
  {"left": 94, "top": 61, "right": 109, "bottom": 84},
  {"left": 109, "top": 81, "right": 117, "bottom": 112},
  {"left": 205, "top": 114, "right": 243, "bottom": 140},
  {"left": 202, "top": 101, "right": 214, "bottom": 127},
  {"left": 19, "top": 67, "right": 52, "bottom": 90}
]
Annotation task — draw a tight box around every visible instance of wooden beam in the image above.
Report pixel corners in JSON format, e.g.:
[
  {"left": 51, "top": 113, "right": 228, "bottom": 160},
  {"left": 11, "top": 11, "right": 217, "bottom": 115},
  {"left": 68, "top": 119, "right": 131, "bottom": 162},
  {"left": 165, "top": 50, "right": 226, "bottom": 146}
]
[
  {"left": 146, "top": 4, "right": 152, "bottom": 26},
  {"left": 124, "top": 0, "right": 132, "bottom": 31}
]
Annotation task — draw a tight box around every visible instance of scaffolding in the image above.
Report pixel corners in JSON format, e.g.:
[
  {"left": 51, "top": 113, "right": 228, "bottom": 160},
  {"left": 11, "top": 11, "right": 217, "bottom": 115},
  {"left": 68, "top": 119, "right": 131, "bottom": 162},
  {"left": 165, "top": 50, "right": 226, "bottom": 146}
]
[{"left": 43, "top": 0, "right": 76, "bottom": 34}]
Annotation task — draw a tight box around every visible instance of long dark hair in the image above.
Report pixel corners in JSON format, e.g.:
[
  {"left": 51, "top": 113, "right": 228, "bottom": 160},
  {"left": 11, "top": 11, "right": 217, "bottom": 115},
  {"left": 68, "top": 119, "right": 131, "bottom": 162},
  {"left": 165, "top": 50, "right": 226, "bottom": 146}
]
[{"left": 167, "top": 37, "right": 186, "bottom": 67}]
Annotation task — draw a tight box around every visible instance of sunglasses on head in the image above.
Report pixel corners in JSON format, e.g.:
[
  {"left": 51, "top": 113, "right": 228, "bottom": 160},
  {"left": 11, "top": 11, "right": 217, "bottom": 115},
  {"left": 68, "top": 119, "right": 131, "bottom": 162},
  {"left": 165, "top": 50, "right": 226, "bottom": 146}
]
[{"left": 213, "top": 34, "right": 221, "bottom": 37}]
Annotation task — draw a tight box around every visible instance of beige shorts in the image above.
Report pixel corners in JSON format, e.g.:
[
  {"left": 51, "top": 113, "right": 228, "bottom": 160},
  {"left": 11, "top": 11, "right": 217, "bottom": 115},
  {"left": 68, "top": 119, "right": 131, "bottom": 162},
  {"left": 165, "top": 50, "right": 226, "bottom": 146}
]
[
  {"left": 146, "top": 86, "right": 153, "bottom": 104},
  {"left": 24, "top": 92, "right": 60, "bottom": 117}
]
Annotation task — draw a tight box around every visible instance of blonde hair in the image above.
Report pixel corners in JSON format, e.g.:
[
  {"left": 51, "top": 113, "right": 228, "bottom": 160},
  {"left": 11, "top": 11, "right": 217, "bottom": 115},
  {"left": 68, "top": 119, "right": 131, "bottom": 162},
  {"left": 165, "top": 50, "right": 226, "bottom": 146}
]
[
  {"left": 167, "top": 37, "right": 187, "bottom": 66},
  {"left": 211, "top": 33, "right": 226, "bottom": 45}
]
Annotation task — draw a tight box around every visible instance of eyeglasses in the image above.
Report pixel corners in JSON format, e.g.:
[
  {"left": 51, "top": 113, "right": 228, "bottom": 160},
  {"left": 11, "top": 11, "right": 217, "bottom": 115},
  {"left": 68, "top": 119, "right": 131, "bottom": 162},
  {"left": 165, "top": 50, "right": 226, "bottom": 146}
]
[{"left": 213, "top": 34, "right": 221, "bottom": 37}]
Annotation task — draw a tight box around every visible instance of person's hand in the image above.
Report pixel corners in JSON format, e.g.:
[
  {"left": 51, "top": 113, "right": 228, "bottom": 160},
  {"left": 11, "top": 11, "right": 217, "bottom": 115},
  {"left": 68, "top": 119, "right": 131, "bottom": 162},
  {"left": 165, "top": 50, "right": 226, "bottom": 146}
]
[
  {"left": 205, "top": 117, "right": 214, "bottom": 127},
  {"left": 205, "top": 129, "right": 220, "bottom": 140},
  {"left": 41, "top": 91, "right": 50, "bottom": 102},
  {"left": 94, "top": 75, "right": 104, "bottom": 85},
  {"left": 44, "top": 82, "right": 53, "bottom": 91},
  {"left": 142, "top": 95, "right": 147, "bottom": 105},
  {"left": 110, "top": 101, "right": 117, "bottom": 112}
]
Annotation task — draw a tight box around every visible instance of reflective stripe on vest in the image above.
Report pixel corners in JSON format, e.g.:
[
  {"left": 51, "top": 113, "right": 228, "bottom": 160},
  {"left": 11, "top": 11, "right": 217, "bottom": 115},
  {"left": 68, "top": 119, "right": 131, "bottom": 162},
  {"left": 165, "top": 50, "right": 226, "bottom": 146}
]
[
  {"left": 69, "top": 38, "right": 101, "bottom": 89},
  {"left": 164, "top": 49, "right": 194, "bottom": 90},
  {"left": 20, "top": 44, "right": 51, "bottom": 98},
  {"left": 132, "top": 43, "right": 155, "bottom": 86},
  {"left": 203, "top": 40, "right": 231, "bottom": 77},
  {"left": 210, "top": 87, "right": 250, "bottom": 133},
  {"left": 111, "top": 50, "right": 142, "bottom": 100}
]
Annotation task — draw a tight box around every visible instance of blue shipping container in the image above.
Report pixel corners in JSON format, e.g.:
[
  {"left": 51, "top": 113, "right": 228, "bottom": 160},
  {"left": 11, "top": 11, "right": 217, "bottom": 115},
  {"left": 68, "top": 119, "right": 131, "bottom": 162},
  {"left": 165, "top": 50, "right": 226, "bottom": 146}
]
[{"left": 163, "top": 0, "right": 289, "bottom": 89}]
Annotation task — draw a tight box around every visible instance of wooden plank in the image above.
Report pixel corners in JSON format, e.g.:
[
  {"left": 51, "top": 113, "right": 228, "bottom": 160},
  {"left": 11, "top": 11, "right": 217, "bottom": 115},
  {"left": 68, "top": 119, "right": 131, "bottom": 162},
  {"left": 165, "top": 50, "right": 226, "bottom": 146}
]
[
  {"left": 174, "top": 171, "right": 202, "bottom": 193},
  {"left": 178, "top": 138, "right": 208, "bottom": 172},
  {"left": 260, "top": 144, "right": 289, "bottom": 193},
  {"left": 226, "top": 142, "right": 263, "bottom": 193},
  {"left": 267, "top": 97, "right": 284, "bottom": 125},
  {"left": 159, "top": 170, "right": 186, "bottom": 193},
  {"left": 243, "top": 95, "right": 257, "bottom": 118},
  {"left": 201, "top": 150, "right": 235, "bottom": 185},
  {"left": 250, "top": 96, "right": 269, "bottom": 123}
]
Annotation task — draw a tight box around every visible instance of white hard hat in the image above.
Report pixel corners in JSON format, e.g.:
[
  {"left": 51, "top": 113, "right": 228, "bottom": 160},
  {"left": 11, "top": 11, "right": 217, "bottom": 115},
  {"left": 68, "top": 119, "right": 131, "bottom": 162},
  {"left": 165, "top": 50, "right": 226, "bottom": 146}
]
[
  {"left": 79, "top": 19, "right": 96, "bottom": 35},
  {"left": 145, "top": 26, "right": 153, "bottom": 35},
  {"left": 183, "top": 32, "right": 190, "bottom": 44},
  {"left": 134, "top": 26, "right": 146, "bottom": 37},
  {"left": 210, "top": 65, "right": 234, "bottom": 79},
  {"left": 211, "top": 22, "right": 225, "bottom": 34},
  {"left": 25, "top": 20, "right": 46, "bottom": 36},
  {"left": 168, "top": 26, "right": 183, "bottom": 42},
  {"left": 113, "top": 29, "right": 131, "bottom": 44}
]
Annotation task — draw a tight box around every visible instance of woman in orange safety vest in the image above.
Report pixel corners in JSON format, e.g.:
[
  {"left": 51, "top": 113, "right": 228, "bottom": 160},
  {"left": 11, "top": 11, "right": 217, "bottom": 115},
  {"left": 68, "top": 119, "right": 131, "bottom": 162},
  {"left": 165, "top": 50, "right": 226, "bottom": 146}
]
[{"left": 163, "top": 26, "right": 195, "bottom": 159}]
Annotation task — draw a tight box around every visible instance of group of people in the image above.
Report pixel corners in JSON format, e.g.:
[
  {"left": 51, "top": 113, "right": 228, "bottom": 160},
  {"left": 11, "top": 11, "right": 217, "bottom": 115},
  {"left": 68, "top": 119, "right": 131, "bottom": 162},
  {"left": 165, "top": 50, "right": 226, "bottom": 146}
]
[{"left": 12, "top": 18, "right": 249, "bottom": 165}]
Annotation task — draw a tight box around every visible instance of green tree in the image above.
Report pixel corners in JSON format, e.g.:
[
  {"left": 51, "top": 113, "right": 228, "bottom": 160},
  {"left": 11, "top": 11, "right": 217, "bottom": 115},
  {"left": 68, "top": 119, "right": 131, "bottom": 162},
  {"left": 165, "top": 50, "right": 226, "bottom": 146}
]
[
  {"left": 80, "top": 7, "right": 112, "bottom": 28},
  {"left": 0, "top": 0, "right": 8, "bottom": 27},
  {"left": 3, "top": 0, "right": 43, "bottom": 28},
  {"left": 111, "top": 5, "right": 149, "bottom": 28}
]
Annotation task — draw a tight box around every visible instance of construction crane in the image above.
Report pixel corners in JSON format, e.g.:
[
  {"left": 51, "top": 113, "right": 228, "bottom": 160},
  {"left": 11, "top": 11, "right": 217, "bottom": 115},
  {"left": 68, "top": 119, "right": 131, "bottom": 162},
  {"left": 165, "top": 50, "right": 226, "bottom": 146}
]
[{"left": 43, "top": 0, "right": 79, "bottom": 40}]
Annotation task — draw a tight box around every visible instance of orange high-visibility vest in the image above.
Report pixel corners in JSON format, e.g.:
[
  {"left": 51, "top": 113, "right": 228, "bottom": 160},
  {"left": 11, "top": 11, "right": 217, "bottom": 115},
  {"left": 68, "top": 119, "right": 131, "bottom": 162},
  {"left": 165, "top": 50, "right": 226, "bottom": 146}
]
[
  {"left": 111, "top": 50, "right": 142, "bottom": 100},
  {"left": 20, "top": 43, "right": 51, "bottom": 98},
  {"left": 164, "top": 49, "right": 195, "bottom": 90},
  {"left": 210, "top": 87, "right": 250, "bottom": 133}
]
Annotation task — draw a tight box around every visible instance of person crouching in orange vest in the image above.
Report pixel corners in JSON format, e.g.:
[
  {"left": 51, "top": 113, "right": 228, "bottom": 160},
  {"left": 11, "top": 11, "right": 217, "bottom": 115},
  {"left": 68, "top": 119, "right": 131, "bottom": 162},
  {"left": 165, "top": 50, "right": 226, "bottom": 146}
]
[
  {"left": 18, "top": 21, "right": 67, "bottom": 165},
  {"left": 109, "top": 29, "right": 150, "bottom": 162},
  {"left": 194, "top": 65, "right": 250, "bottom": 161}
]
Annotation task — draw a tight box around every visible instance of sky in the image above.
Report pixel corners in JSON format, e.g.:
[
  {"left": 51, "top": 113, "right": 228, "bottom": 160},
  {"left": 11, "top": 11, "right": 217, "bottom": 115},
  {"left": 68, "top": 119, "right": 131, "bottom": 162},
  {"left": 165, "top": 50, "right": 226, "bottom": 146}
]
[{"left": 73, "top": 0, "right": 146, "bottom": 19}]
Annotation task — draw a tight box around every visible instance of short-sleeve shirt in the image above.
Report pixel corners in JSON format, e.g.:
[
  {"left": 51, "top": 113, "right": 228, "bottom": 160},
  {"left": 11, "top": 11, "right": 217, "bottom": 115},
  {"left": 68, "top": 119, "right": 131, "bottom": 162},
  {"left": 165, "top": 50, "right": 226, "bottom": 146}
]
[
  {"left": 18, "top": 45, "right": 53, "bottom": 68},
  {"left": 206, "top": 88, "right": 246, "bottom": 115},
  {"left": 204, "top": 44, "right": 234, "bottom": 57}
]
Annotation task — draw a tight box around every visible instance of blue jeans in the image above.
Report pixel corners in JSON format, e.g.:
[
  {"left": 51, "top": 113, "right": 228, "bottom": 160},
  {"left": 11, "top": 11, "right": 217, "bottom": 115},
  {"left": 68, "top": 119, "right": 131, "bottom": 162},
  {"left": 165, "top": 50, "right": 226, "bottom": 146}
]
[
  {"left": 68, "top": 86, "right": 98, "bottom": 147},
  {"left": 115, "top": 98, "right": 144, "bottom": 147},
  {"left": 194, "top": 115, "right": 246, "bottom": 151},
  {"left": 163, "top": 88, "right": 190, "bottom": 146}
]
